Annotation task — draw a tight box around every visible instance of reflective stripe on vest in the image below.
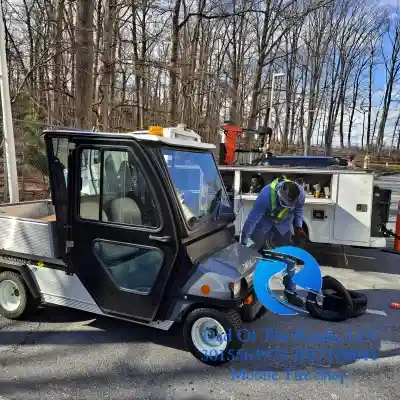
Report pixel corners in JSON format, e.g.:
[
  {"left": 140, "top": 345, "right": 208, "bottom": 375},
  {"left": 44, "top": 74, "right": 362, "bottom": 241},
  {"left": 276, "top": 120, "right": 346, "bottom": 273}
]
[{"left": 270, "top": 177, "right": 292, "bottom": 221}]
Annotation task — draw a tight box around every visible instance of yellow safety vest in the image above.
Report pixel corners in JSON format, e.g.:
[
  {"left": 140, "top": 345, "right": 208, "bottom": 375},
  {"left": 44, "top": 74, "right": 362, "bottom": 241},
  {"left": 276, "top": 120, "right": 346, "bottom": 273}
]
[{"left": 270, "top": 177, "right": 293, "bottom": 222}]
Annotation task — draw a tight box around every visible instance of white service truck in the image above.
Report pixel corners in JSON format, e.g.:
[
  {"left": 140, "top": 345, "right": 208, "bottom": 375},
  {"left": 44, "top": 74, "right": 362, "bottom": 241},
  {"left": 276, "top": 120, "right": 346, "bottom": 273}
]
[{"left": 218, "top": 165, "right": 392, "bottom": 249}]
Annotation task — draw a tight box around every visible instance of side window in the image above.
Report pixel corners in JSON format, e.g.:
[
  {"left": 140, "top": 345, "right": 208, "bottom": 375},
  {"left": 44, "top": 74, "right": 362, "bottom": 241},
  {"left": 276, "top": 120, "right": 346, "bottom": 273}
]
[
  {"left": 78, "top": 148, "right": 160, "bottom": 227},
  {"left": 79, "top": 149, "right": 101, "bottom": 221},
  {"left": 52, "top": 137, "right": 69, "bottom": 187},
  {"left": 93, "top": 241, "right": 164, "bottom": 294}
]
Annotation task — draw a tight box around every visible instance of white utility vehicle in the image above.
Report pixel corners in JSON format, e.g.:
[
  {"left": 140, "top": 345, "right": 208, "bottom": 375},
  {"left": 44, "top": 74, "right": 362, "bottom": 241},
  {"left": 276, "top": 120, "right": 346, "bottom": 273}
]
[{"left": 218, "top": 162, "right": 392, "bottom": 249}]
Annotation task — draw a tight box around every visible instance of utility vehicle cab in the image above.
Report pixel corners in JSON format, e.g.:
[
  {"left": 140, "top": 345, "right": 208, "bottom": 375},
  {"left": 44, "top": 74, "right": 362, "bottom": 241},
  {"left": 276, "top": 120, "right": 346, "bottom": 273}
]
[{"left": 0, "top": 124, "right": 274, "bottom": 365}]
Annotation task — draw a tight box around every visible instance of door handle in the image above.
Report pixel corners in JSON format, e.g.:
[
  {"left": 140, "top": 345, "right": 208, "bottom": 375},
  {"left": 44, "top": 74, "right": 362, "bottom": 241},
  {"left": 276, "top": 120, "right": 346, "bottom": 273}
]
[{"left": 149, "top": 235, "right": 171, "bottom": 243}]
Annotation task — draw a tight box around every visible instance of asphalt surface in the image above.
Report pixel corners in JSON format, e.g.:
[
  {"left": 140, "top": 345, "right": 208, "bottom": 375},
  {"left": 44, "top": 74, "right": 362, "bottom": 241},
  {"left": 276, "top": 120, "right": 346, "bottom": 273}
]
[
  {"left": 1, "top": 173, "right": 400, "bottom": 400},
  {"left": 0, "top": 243, "right": 399, "bottom": 400}
]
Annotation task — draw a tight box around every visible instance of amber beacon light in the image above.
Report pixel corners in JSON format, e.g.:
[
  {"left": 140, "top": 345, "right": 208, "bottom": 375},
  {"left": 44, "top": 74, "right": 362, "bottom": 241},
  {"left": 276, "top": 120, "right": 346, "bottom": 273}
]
[{"left": 148, "top": 126, "right": 163, "bottom": 136}]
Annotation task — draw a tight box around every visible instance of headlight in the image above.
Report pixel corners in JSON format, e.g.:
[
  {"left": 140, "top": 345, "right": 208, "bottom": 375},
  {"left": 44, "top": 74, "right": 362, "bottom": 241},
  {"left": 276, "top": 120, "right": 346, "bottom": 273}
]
[{"left": 229, "top": 279, "right": 241, "bottom": 297}]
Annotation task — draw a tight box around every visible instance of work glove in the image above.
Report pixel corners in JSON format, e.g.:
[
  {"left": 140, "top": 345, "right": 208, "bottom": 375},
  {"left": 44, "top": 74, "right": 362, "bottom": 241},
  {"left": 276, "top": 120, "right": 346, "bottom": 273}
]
[{"left": 295, "top": 227, "right": 307, "bottom": 238}]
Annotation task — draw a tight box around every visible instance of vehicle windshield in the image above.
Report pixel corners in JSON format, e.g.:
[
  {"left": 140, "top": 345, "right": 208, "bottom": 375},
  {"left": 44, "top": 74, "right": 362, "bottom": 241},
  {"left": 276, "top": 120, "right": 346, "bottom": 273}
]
[{"left": 161, "top": 149, "right": 234, "bottom": 227}]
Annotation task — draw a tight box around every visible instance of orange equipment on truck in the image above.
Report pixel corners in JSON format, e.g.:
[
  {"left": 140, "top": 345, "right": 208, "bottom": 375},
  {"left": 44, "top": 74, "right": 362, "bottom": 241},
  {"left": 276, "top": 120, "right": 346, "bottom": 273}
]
[
  {"left": 221, "top": 124, "right": 243, "bottom": 165},
  {"left": 219, "top": 123, "right": 272, "bottom": 165}
]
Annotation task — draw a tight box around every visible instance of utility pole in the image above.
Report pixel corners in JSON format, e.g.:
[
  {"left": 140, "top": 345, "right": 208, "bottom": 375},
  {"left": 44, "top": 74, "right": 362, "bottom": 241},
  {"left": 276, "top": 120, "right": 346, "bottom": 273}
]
[{"left": 0, "top": 4, "right": 19, "bottom": 202}]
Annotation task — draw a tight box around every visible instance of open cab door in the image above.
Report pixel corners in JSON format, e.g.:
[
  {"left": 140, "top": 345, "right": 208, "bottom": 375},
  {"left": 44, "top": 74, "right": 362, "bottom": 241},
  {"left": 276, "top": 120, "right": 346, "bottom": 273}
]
[{"left": 44, "top": 131, "right": 179, "bottom": 322}]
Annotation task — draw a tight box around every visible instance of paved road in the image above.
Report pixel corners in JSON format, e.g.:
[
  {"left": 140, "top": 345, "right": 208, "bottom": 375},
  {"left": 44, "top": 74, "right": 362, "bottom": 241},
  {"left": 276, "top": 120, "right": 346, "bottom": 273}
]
[
  {"left": 0, "top": 247, "right": 399, "bottom": 400},
  {"left": 0, "top": 175, "right": 399, "bottom": 400}
]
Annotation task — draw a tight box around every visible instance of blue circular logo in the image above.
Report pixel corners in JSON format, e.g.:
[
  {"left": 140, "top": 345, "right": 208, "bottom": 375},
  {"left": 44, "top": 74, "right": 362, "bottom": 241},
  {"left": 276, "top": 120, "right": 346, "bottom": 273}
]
[{"left": 253, "top": 246, "right": 322, "bottom": 315}]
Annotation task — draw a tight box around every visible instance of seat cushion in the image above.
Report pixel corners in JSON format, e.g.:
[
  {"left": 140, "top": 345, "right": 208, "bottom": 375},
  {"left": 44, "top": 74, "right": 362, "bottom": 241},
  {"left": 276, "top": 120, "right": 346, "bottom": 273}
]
[
  {"left": 80, "top": 197, "right": 108, "bottom": 221},
  {"left": 109, "top": 197, "right": 142, "bottom": 225}
]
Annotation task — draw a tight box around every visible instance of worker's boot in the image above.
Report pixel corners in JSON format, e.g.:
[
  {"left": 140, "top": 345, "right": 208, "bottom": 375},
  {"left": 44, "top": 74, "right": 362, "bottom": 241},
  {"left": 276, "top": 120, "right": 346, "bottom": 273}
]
[{"left": 284, "top": 291, "right": 305, "bottom": 307}]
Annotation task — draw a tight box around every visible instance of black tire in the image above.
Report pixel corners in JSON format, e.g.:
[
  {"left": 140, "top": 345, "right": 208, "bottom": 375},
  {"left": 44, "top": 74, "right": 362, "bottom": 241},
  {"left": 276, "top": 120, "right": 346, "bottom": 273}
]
[
  {"left": 323, "top": 290, "right": 367, "bottom": 318},
  {"left": 306, "top": 275, "right": 353, "bottom": 322},
  {"left": 0, "top": 270, "right": 35, "bottom": 319},
  {"left": 183, "top": 308, "right": 243, "bottom": 366}
]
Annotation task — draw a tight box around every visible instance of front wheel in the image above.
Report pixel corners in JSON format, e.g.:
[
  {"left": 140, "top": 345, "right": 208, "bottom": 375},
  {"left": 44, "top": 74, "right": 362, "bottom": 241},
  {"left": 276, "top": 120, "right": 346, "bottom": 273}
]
[{"left": 183, "top": 308, "right": 243, "bottom": 366}]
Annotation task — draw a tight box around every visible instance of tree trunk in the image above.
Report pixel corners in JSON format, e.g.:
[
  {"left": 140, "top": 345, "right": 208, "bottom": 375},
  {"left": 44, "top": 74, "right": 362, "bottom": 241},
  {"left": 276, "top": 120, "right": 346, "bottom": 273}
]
[
  {"left": 168, "top": 0, "right": 182, "bottom": 124},
  {"left": 75, "top": 0, "right": 95, "bottom": 129},
  {"left": 52, "top": 0, "right": 64, "bottom": 125},
  {"left": 92, "top": 0, "right": 103, "bottom": 125},
  {"left": 98, "top": 0, "right": 116, "bottom": 130}
]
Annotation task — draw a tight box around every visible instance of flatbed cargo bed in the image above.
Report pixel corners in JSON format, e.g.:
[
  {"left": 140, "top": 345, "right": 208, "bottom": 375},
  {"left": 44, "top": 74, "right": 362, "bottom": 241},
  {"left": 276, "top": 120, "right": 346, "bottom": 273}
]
[{"left": 0, "top": 199, "right": 59, "bottom": 259}]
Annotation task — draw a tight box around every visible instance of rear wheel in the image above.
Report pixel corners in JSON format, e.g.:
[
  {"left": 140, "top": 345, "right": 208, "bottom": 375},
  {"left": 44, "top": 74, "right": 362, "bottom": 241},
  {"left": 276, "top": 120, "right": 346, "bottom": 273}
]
[
  {"left": 0, "top": 271, "right": 36, "bottom": 319},
  {"left": 183, "top": 308, "right": 243, "bottom": 366}
]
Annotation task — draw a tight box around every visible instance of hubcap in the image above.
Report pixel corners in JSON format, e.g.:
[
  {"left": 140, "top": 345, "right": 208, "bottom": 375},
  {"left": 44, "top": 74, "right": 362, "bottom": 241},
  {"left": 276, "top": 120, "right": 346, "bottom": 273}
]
[
  {"left": 191, "top": 317, "right": 228, "bottom": 354},
  {"left": 0, "top": 280, "right": 21, "bottom": 312}
]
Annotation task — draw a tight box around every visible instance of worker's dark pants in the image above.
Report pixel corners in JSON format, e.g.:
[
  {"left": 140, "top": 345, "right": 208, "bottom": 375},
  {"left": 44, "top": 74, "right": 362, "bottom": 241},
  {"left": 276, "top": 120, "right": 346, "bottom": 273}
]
[{"left": 250, "top": 226, "right": 296, "bottom": 294}]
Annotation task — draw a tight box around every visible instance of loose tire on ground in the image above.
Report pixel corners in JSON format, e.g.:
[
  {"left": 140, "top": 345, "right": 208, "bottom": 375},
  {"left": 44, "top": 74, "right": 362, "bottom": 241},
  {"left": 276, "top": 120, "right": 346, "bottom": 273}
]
[
  {"left": 306, "top": 275, "right": 354, "bottom": 322},
  {"left": 323, "top": 290, "right": 368, "bottom": 318},
  {"left": 183, "top": 308, "right": 243, "bottom": 366},
  {"left": 0, "top": 270, "right": 37, "bottom": 319}
]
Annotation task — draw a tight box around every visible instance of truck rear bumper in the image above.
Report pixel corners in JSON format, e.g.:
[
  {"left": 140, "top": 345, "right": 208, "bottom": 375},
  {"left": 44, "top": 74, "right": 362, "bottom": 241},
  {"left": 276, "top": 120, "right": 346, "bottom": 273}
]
[{"left": 370, "top": 237, "right": 387, "bottom": 248}]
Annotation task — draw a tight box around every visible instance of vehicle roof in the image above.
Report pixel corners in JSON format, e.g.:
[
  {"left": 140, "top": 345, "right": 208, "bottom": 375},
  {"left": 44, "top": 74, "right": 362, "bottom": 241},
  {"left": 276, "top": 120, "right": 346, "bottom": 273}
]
[
  {"left": 42, "top": 128, "right": 216, "bottom": 150},
  {"left": 218, "top": 165, "right": 375, "bottom": 174}
]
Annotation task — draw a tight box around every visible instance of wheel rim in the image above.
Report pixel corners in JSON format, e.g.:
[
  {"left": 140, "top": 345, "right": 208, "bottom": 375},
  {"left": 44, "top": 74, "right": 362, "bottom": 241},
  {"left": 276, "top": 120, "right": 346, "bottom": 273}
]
[
  {"left": 316, "top": 293, "right": 324, "bottom": 307},
  {"left": 0, "top": 280, "right": 21, "bottom": 312},
  {"left": 191, "top": 317, "right": 228, "bottom": 354}
]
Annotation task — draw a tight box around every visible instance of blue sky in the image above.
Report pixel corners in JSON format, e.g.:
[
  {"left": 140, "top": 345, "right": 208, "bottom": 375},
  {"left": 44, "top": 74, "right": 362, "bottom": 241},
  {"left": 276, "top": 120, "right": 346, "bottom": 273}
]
[{"left": 326, "top": 0, "right": 400, "bottom": 147}]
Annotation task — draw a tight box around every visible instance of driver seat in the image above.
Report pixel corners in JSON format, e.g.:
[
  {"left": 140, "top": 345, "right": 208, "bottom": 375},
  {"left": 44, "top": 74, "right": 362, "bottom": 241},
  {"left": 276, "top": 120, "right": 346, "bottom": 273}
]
[
  {"left": 109, "top": 197, "right": 142, "bottom": 225},
  {"left": 109, "top": 160, "right": 142, "bottom": 225}
]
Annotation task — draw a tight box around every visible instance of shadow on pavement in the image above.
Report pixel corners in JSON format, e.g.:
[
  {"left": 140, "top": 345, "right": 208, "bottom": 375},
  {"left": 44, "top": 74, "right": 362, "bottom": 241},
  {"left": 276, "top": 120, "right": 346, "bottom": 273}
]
[{"left": 0, "top": 289, "right": 398, "bottom": 366}]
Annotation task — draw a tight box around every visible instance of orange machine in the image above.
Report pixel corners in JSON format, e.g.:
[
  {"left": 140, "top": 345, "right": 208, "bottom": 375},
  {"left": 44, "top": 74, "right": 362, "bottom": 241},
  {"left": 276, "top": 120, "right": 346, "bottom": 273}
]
[
  {"left": 220, "top": 124, "right": 243, "bottom": 165},
  {"left": 219, "top": 123, "right": 271, "bottom": 165}
]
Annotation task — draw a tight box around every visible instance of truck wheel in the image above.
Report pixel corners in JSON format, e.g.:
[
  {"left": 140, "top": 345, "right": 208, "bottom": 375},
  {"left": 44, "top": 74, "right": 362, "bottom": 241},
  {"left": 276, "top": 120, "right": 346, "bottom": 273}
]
[
  {"left": 0, "top": 271, "right": 34, "bottom": 319},
  {"left": 183, "top": 308, "right": 243, "bottom": 366}
]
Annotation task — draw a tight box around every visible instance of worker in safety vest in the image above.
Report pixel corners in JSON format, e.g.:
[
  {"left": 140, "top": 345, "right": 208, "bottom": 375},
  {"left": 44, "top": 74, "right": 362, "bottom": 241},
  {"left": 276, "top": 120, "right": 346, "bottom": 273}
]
[{"left": 240, "top": 177, "right": 307, "bottom": 307}]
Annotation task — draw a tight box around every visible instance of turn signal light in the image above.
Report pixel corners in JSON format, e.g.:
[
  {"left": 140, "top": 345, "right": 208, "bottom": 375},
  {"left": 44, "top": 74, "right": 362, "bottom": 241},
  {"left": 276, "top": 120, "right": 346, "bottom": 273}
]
[{"left": 149, "top": 126, "right": 163, "bottom": 136}]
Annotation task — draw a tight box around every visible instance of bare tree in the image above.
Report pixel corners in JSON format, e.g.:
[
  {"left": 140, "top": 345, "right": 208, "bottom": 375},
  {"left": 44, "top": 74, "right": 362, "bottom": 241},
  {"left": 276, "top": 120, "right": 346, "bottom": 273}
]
[
  {"left": 376, "top": 15, "right": 400, "bottom": 159},
  {"left": 75, "top": 0, "right": 95, "bottom": 129}
]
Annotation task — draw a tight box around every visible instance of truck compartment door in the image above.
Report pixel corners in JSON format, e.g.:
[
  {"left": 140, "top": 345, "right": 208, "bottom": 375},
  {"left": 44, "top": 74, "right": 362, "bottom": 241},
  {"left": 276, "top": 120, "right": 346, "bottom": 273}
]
[{"left": 333, "top": 174, "right": 373, "bottom": 244}]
